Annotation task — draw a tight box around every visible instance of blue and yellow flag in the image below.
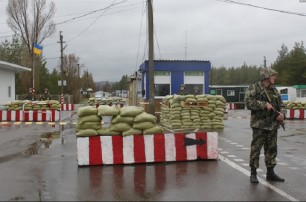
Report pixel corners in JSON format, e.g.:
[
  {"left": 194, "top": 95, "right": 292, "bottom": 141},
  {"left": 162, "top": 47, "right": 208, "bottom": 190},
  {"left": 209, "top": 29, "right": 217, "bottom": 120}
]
[{"left": 33, "top": 43, "right": 43, "bottom": 55}]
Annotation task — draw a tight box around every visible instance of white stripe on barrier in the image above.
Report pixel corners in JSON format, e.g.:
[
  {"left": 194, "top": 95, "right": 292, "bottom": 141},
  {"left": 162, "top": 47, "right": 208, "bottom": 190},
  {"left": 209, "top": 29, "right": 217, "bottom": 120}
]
[
  {"left": 101, "top": 136, "right": 113, "bottom": 165},
  {"left": 208, "top": 132, "right": 218, "bottom": 159},
  {"left": 144, "top": 135, "right": 154, "bottom": 163},
  {"left": 186, "top": 133, "right": 197, "bottom": 160},
  {"left": 77, "top": 137, "right": 89, "bottom": 166},
  {"left": 165, "top": 133, "right": 176, "bottom": 161},
  {"left": 123, "top": 135, "right": 134, "bottom": 164}
]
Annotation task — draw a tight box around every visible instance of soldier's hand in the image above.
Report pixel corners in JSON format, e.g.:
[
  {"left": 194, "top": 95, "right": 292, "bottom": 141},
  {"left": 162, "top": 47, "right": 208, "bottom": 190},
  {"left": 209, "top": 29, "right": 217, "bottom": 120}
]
[
  {"left": 276, "top": 112, "right": 285, "bottom": 121},
  {"left": 266, "top": 102, "right": 274, "bottom": 111}
]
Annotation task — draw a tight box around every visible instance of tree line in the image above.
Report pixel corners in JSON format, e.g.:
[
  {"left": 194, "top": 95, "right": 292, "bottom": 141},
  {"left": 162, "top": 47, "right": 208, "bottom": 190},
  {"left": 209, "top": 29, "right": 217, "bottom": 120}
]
[{"left": 211, "top": 41, "right": 306, "bottom": 86}]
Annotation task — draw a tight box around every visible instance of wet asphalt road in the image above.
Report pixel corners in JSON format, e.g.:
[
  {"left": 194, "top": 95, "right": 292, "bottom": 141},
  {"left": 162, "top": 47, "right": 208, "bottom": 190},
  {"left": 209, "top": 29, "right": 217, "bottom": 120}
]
[{"left": 0, "top": 109, "right": 306, "bottom": 201}]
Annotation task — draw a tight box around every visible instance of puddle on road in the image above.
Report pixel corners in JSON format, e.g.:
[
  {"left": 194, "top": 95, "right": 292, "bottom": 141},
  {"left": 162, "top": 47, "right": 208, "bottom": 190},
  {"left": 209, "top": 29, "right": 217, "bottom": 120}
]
[{"left": 24, "top": 131, "right": 61, "bottom": 155}]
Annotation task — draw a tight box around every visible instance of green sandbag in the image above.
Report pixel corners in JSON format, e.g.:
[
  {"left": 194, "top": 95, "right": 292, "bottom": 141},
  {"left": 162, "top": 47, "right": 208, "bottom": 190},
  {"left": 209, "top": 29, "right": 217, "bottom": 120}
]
[
  {"left": 110, "top": 122, "right": 132, "bottom": 132},
  {"left": 120, "top": 106, "right": 144, "bottom": 117},
  {"left": 77, "top": 106, "right": 98, "bottom": 117},
  {"left": 122, "top": 128, "right": 143, "bottom": 136},
  {"left": 111, "top": 115, "right": 134, "bottom": 124},
  {"left": 134, "top": 112, "right": 157, "bottom": 123},
  {"left": 96, "top": 127, "right": 120, "bottom": 135},
  {"left": 76, "top": 129, "right": 98, "bottom": 137},
  {"left": 133, "top": 121, "right": 156, "bottom": 130},
  {"left": 76, "top": 122, "right": 102, "bottom": 131},
  {"left": 78, "top": 115, "right": 102, "bottom": 125},
  {"left": 97, "top": 105, "right": 120, "bottom": 116},
  {"left": 143, "top": 126, "right": 163, "bottom": 135}
]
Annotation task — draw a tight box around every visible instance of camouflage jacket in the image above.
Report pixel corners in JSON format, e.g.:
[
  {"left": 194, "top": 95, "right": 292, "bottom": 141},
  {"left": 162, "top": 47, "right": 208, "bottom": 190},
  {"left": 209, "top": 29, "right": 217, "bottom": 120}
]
[{"left": 245, "top": 81, "right": 286, "bottom": 130}]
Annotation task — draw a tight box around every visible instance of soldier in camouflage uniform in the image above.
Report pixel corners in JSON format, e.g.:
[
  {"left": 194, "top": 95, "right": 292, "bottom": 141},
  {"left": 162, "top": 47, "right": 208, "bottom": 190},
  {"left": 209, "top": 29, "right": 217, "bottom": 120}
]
[{"left": 245, "top": 67, "right": 286, "bottom": 183}]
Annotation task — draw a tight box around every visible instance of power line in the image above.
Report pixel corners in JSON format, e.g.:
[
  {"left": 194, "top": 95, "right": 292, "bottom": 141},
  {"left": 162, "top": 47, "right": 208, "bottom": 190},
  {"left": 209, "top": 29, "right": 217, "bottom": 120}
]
[{"left": 216, "top": 0, "right": 306, "bottom": 17}]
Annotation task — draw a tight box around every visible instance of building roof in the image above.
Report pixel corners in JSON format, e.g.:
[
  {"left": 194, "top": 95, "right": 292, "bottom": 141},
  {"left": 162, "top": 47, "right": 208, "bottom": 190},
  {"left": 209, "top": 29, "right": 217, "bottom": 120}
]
[
  {"left": 0, "top": 60, "right": 31, "bottom": 72},
  {"left": 144, "top": 59, "right": 210, "bottom": 63}
]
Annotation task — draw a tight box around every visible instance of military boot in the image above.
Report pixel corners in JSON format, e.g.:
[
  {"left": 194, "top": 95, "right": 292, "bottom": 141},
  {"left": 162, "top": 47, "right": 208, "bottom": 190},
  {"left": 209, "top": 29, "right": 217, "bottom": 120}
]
[
  {"left": 266, "top": 167, "right": 285, "bottom": 182},
  {"left": 250, "top": 167, "right": 259, "bottom": 183}
]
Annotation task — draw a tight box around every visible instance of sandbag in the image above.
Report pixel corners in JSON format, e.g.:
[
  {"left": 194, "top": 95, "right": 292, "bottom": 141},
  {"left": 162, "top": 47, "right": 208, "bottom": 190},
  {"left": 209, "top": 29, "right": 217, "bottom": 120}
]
[
  {"left": 143, "top": 126, "right": 163, "bottom": 135},
  {"left": 76, "top": 129, "right": 98, "bottom": 136},
  {"left": 120, "top": 106, "right": 144, "bottom": 117},
  {"left": 134, "top": 112, "right": 157, "bottom": 123},
  {"left": 97, "top": 105, "right": 120, "bottom": 116},
  {"left": 77, "top": 106, "right": 98, "bottom": 117}
]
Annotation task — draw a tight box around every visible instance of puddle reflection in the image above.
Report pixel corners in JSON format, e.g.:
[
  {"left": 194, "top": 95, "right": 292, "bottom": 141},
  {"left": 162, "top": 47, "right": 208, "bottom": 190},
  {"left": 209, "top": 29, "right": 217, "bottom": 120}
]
[{"left": 78, "top": 161, "right": 215, "bottom": 201}]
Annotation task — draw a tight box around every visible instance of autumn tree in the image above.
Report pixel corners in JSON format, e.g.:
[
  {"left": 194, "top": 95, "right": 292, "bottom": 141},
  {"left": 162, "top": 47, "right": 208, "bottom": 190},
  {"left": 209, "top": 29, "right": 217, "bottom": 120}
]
[{"left": 6, "top": 0, "right": 56, "bottom": 90}]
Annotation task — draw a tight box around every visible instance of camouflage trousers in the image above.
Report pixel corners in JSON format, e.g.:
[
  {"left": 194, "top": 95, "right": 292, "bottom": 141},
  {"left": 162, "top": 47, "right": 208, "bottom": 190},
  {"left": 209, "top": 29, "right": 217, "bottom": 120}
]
[{"left": 249, "top": 128, "right": 278, "bottom": 169}]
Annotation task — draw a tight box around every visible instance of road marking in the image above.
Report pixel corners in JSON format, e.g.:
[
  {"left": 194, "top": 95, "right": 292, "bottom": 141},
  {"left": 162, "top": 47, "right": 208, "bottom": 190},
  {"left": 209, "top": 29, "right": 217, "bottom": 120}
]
[{"left": 219, "top": 154, "right": 299, "bottom": 202}]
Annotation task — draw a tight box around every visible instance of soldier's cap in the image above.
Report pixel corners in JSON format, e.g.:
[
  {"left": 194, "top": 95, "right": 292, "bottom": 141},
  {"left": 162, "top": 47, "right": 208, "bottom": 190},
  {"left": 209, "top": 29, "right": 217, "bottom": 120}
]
[{"left": 259, "top": 67, "right": 277, "bottom": 80}]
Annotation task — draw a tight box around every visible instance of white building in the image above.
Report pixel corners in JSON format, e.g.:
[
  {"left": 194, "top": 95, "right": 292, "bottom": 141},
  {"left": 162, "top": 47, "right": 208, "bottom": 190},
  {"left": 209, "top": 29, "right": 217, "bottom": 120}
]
[{"left": 0, "top": 60, "right": 31, "bottom": 104}]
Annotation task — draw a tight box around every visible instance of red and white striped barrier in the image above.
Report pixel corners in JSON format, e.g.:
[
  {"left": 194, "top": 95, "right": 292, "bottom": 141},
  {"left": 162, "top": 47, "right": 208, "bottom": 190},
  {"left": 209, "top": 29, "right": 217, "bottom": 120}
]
[
  {"left": 61, "top": 104, "right": 74, "bottom": 111},
  {"left": 286, "top": 109, "right": 306, "bottom": 120},
  {"left": 227, "top": 103, "right": 237, "bottom": 110},
  {"left": 77, "top": 132, "right": 218, "bottom": 166},
  {"left": 0, "top": 110, "right": 60, "bottom": 122}
]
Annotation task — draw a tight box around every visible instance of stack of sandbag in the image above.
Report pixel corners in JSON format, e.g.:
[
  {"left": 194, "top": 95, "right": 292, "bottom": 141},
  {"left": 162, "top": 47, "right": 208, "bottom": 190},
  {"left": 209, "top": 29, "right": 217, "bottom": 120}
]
[
  {"left": 1, "top": 100, "right": 61, "bottom": 111},
  {"left": 76, "top": 106, "right": 102, "bottom": 137},
  {"left": 284, "top": 101, "right": 306, "bottom": 109},
  {"left": 108, "top": 106, "right": 163, "bottom": 136},
  {"left": 160, "top": 94, "right": 227, "bottom": 130},
  {"left": 48, "top": 100, "right": 61, "bottom": 110},
  {"left": 75, "top": 105, "right": 163, "bottom": 137}
]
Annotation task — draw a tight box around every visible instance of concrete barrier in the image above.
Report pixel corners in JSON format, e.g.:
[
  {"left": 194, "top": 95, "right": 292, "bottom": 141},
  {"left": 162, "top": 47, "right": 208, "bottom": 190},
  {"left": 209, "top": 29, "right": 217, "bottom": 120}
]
[
  {"left": 0, "top": 110, "right": 60, "bottom": 122},
  {"left": 76, "top": 132, "right": 218, "bottom": 166},
  {"left": 286, "top": 109, "right": 306, "bottom": 119},
  {"left": 61, "top": 104, "right": 75, "bottom": 111}
]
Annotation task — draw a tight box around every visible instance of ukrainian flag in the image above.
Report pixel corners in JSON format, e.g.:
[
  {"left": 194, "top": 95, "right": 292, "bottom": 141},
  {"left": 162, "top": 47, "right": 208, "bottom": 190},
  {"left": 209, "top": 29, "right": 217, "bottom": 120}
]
[{"left": 33, "top": 43, "right": 43, "bottom": 55}]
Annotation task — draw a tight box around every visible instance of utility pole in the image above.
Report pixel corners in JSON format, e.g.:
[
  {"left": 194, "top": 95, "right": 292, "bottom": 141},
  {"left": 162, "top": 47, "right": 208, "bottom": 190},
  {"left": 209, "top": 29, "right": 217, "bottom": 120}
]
[
  {"left": 58, "top": 31, "right": 66, "bottom": 95},
  {"left": 263, "top": 56, "right": 266, "bottom": 67},
  {"left": 148, "top": 0, "right": 155, "bottom": 115},
  {"left": 77, "top": 63, "right": 80, "bottom": 102}
]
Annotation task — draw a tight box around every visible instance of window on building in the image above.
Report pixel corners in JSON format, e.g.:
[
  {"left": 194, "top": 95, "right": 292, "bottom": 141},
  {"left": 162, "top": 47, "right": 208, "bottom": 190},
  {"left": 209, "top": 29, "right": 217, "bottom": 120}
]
[
  {"left": 227, "top": 90, "right": 235, "bottom": 96},
  {"left": 185, "top": 84, "right": 203, "bottom": 94},
  {"left": 154, "top": 84, "right": 170, "bottom": 96},
  {"left": 280, "top": 89, "right": 288, "bottom": 94},
  {"left": 298, "top": 89, "right": 306, "bottom": 97}
]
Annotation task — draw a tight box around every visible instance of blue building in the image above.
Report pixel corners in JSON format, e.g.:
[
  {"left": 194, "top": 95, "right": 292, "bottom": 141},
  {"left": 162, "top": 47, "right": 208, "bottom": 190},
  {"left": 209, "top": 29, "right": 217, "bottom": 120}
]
[{"left": 139, "top": 60, "right": 211, "bottom": 99}]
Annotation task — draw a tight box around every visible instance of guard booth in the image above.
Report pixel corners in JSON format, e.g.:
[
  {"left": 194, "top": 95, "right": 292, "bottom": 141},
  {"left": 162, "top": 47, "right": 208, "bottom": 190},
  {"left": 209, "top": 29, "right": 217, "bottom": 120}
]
[
  {"left": 138, "top": 60, "right": 211, "bottom": 117},
  {"left": 209, "top": 85, "right": 248, "bottom": 109}
]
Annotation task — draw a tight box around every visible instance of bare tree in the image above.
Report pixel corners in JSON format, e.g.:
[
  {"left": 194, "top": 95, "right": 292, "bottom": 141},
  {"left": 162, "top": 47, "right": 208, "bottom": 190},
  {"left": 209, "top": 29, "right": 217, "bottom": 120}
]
[{"left": 6, "top": 0, "right": 56, "bottom": 89}]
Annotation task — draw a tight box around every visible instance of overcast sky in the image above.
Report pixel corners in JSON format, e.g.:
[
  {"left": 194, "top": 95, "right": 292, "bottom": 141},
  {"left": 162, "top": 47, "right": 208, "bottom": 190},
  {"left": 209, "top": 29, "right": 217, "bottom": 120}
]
[{"left": 1, "top": 0, "right": 306, "bottom": 82}]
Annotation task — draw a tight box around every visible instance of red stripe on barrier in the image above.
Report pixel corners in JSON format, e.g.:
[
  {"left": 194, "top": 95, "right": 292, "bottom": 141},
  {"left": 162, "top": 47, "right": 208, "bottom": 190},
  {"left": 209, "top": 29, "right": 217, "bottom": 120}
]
[
  {"left": 89, "top": 136, "right": 102, "bottom": 165},
  {"left": 196, "top": 132, "right": 207, "bottom": 159},
  {"left": 71, "top": 104, "right": 74, "bottom": 110},
  {"left": 0, "top": 110, "right": 2, "bottom": 121},
  {"left": 290, "top": 109, "right": 295, "bottom": 119},
  {"left": 33, "top": 110, "right": 38, "bottom": 121},
  {"left": 15, "top": 110, "right": 20, "bottom": 121},
  {"left": 7, "top": 111, "right": 11, "bottom": 121},
  {"left": 133, "top": 135, "right": 146, "bottom": 163},
  {"left": 299, "top": 109, "right": 304, "bottom": 120},
  {"left": 42, "top": 109, "right": 46, "bottom": 121},
  {"left": 51, "top": 110, "right": 55, "bottom": 122},
  {"left": 154, "top": 134, "right": 165, "bottom": 162},
  {"left": 175, "top": 133, "right": 187, "bottom": 161},
  {"left": 112, "top": 136, "right": 123, "bottom": 164},
  {"left": 25, "top": 111, "right": 29, "bottom": 121},
  {"left": 61, "top": 104, "right": 64, "bottom": 111}
]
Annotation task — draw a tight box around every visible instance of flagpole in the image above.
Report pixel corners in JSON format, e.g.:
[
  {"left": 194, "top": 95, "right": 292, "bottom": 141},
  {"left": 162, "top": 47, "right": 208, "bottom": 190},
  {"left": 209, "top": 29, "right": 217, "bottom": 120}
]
[{"left": 32, "top": 52, "right": 35, "bottom": 89}]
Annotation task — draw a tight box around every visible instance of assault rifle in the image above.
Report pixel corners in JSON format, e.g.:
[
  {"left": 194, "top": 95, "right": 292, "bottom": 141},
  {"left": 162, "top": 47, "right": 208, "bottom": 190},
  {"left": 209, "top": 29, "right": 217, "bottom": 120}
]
[{"left": 268, "top": 103, "right": 285, "bottom": 131}]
